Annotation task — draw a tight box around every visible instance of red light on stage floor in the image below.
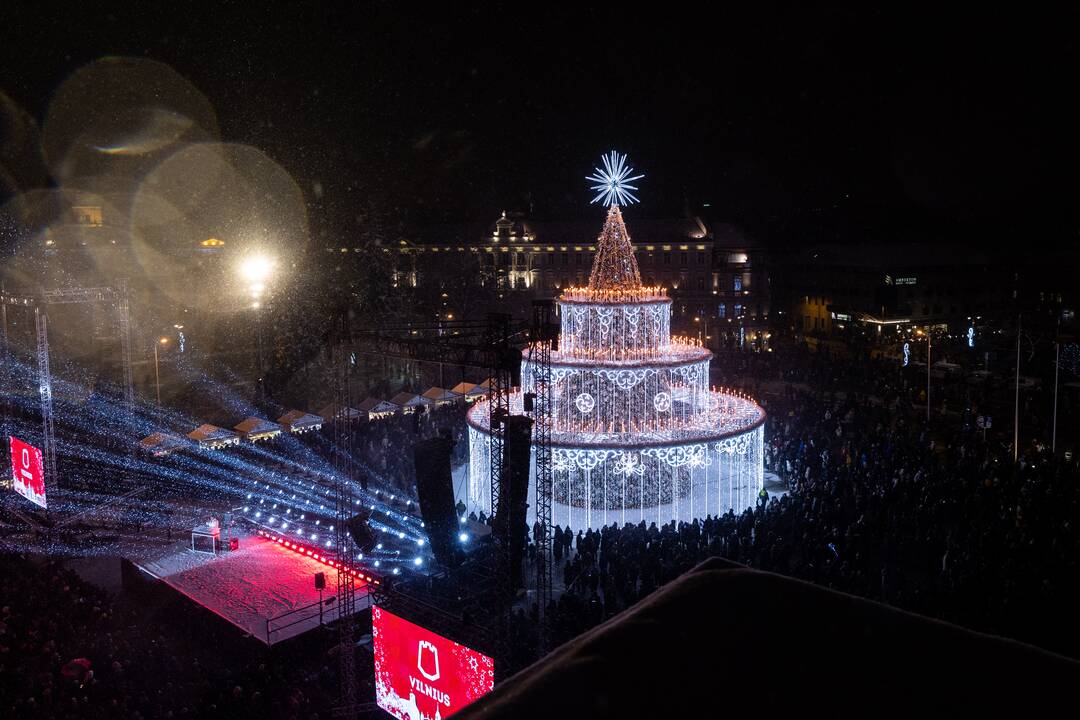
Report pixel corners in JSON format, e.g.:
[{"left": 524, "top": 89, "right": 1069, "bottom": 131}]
[
  {"left": 9, "top": 436, "right": 46, "bottom": 509},
  {"left": 258, "top": 527, "right": 378, "bottom": 586}
]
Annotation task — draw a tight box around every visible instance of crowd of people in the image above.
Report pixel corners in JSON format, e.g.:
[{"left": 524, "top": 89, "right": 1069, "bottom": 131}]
[
  {"left": 355, "top": 401, "right": 469, "bottom": 496},
  {"left": 518, "top": 343, "right": 1080, "bottom": 661},
  {"left": 0, "top": 552, "right": 351, "bottom": 719}
]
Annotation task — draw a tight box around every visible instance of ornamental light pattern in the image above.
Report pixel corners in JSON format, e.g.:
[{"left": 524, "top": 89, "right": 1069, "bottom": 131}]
[{"left": 466, "top": 155, "right": 765, "bottom": 529}]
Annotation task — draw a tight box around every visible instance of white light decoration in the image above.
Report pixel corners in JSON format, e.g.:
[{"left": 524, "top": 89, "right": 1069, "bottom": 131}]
[
  {"left": 467, "top": 178, "right": 765, "bottom": 529},
  {"left": 586, "top": 150, "right": 644, "bottom": 206},
  {"left": 653, "top": 391, "right": 671, "bottom": 413}
]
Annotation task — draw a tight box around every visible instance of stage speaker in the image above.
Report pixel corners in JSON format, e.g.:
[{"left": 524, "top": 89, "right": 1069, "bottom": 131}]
[
  {"left": 347, "top": 508, "right": 376, "bottom": 553},
  {"left": 414, "top": 436, "right": 459, "bottom": 568},
  {"left": 532, "top": 299, "right": 559, "bottom": 351},
  {"left": 314, "top": 572, "right": 326, "bottom": 590},
  {"left": 497, "top": 347, "right": 523, "bottom": 387},
  {"left": 497, "top": 415, "right": 533, "bottom": 592}
]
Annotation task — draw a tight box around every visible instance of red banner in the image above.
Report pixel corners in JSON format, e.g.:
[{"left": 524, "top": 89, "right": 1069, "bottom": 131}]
[
  {"left": 9, "top": 436, "right": 46, "bottom": 509},
  {"left": 373, "top": 605, "right": 494, "bottom": 719}
]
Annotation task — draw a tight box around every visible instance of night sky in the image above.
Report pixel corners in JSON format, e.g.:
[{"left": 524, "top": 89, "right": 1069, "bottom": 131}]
[{"left": 1, "top": 4, "right": 1076, "bottom": 247}]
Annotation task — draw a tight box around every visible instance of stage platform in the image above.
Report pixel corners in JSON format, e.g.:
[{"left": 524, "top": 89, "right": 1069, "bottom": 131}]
[{"left": 132, "top": 530, "right": 369, "bottom": 645}]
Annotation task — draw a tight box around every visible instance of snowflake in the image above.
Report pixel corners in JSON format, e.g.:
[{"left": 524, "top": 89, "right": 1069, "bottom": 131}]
[
  {"left": 575, "top": 392, "right": 595, "bottom": 414},
  {"left": 613, "top": 453, "right": 645, "bottom": 477},
  {"left": 653, "top": 391, "right": 671, "bottom": 412}
]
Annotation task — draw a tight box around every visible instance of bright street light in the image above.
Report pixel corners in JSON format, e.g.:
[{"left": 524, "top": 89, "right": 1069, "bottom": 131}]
[{"left": 239, "top": 254, "right": 275, "bottom": 283}]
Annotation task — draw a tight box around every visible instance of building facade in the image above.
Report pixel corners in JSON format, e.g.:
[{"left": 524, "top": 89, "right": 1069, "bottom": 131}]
[{"left": 379, "top": 211, "right": 770, "bottom": 349}]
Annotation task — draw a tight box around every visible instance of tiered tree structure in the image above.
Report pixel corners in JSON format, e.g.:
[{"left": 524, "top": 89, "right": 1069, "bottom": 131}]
[{"left": 467, "top": 153, "right": 765, "bottom": 529}]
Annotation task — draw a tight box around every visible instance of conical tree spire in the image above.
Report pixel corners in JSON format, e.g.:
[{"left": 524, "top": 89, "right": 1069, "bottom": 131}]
[{"left": 587, "top": 205, "right": 641, "bottom": 291}]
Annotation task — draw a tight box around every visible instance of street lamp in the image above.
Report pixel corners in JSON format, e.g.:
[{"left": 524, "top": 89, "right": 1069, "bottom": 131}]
[
  {"left": 154, "top": 337, "right": 169, "bottom": 409},
  {"left": 239, "top": 254, "right": 275, "bottom": 284},
  {"left": 238, "top": 253, "right": 275, "bottom": 401},
  {"left": 916, "top": 328, "right": 930, "bottom": 423}
]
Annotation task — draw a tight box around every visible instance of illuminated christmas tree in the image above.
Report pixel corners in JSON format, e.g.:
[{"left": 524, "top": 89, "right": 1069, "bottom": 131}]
[{"left": 467, "top": 152, "right": 765, "bottom": 529}]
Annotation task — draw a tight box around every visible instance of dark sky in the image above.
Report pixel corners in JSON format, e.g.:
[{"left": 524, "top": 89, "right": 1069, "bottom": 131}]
[{"left": 1, "top": 3, "right": 1076, "bottom": 246}]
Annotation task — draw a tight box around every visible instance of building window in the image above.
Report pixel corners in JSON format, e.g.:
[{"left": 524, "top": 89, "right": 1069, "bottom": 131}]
[
  {"left": 73, "top": 206, "right": 103, "bottom": 227},
  {"left": 680, "top": 252, "right": 687, "bottom": 267},
  {"left": 697, "top": 251, "right": 705, "bottom": 265},
  {"left": 697, "top": 276, "right": 705, "bottom": 291},
  {"left": 576, "top": 252, "right": 582, "bottom": 265},
  {"left": 718, "top": 303, "right": 727, "bottom": 318},
  {"left": 733, "top": 276, "right": 742, "bottom": 292},
  {"left": 734, "top": 303, "right": 743, "bottom": 317},
  {"left": 562, "top": 253, "right": 569, "bottom": 266},
  {"left": 663, "top": 251, "right": 671, "bottom": 265}
]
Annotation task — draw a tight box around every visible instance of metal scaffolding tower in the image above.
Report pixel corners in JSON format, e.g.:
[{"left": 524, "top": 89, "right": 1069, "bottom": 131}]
[
  {"left": 38, "top": 284, "right": 135, "bottom": 417},
  {"left": 1, "top": 284, "right": 134, "bottom": 491},
  {"left": 331, "top": 323, "right": 361, "bottom": 719},
  {"left": 487, "top": 313, "right": 513, "bottom": 545},
  {"left": 115, "top": 280, "right": 135, "bottom": 414},
  {"left": 34, "top": 308, "right": 57, "bottom": 495},
  {"left": 527, "top": 300, "right": 556, "bottom": 652}
]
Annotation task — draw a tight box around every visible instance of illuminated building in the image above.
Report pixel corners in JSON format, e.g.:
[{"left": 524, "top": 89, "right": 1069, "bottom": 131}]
[
  {"left": 776, "top": 243, "right": 1017, "bottom": 337},
  {"left": 374, "top": 210, "right": 769, "bottom": 346},
  {"left": 466, "top": 155, "right": 765, "bottom": 529}
]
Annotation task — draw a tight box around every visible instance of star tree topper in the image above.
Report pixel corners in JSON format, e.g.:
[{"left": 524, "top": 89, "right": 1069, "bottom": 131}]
[{"left": 587, "top": 150, "right": 644, "bottom": 206}]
